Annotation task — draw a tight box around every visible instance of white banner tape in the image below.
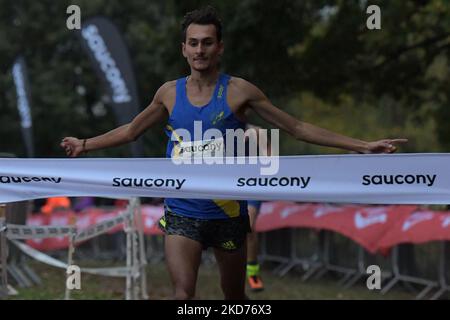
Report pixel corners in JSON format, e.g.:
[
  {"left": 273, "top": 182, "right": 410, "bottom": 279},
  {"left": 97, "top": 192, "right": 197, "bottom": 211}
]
[
  {"left": 12, "top": 240, "right": 136, "bottom": 277},
  {"left": 11, "top": 240, "right": 68, "bottom": 268},
  {"left": 81, "top": 267, "right": 136, "bottom": 277},
  {"left": 1, "top": 154, "right": 449, "bottom": 204}
]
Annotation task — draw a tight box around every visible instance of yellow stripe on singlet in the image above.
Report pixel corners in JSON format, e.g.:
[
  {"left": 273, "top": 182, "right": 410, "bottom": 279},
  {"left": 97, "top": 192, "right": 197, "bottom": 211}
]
[
  {"left": 166, "top": 125, "right": 183, "bottom": 143},
  {"left": 213, "top": 200, "right": 240, "bottom": 218},
  {"left": 159, "top": 216, "right": 166, "bottom": 228},
  {"left": 166, "top": 125, "right": 183, "bottom": 158}
]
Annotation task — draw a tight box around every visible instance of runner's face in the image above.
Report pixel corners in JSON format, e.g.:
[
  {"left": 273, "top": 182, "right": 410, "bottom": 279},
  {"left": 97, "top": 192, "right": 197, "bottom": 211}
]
[{"left": 182, "top": 24, "right": 223, "bottom": 72}]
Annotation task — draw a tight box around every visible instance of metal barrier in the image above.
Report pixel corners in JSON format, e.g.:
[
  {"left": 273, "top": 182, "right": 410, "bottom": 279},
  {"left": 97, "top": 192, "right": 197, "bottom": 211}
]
[
  {"left": 258, "top": 228, "right": 449, "bottom": 300},
  {"left": 0, "top": 204, "right": 8, "bottom": 297},
  {"left": 259, "top": 229, "right": 292, "bottom": 274},
  {"left": 5, "top": 201, "right": 41, "bottom": 288},
  {"left": 3, "top": 199, "right": 449, "bottom": 300},
  {"left": 342, "top": 246, "right": 393, "bottom": 289},
  {"left": 380, "top": 244, "right": 440, "bottom": 299},
  {"left": 266, "top": 229, "right": 323, "bottom": 281},
  {"left": 145, "top": 236, "right": 165, "bottom": 264},
  {"left": 430, "top": 241, "right": 450, "bottom": 299},
  {"left": 2, "top": 198, "right": 148, "bottom": 300},
  {"left": 301, "top": 231, "right": 359, "bottom": 285}
]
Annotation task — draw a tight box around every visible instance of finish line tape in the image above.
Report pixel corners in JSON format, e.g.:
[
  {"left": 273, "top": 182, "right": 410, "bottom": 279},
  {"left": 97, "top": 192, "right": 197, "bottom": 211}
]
[{"left": 1, "top": 154, "right": 449, "bottom": 204}]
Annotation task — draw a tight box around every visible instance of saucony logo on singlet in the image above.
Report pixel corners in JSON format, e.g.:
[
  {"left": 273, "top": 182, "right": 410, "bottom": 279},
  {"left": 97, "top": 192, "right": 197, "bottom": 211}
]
[{"left": 178, "top": 139, "right": 223, "bottom": 155}]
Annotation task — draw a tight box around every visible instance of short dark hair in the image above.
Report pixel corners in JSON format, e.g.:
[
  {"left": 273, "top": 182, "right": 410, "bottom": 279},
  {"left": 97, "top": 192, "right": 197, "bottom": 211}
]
[{"left": 181, "top": 6, "right": 222, "bottom": 42}]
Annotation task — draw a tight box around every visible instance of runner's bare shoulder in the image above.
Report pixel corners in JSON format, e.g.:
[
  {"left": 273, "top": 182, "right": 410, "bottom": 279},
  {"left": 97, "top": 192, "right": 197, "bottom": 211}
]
[
  {"left": 227, "top": 76, "right": 250, "bottom": 91},
  {"left": 156, "top": 80, "right": 177, "bottom": 111},
  {"left": 227, "top": 76, "right": 262, "bottom": 98}
]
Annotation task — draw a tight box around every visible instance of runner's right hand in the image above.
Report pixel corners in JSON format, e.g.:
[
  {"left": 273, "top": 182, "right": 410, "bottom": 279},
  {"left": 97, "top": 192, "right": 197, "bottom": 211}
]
[{"left": 60, "top": 137, "right": 84, "bottom": 157}]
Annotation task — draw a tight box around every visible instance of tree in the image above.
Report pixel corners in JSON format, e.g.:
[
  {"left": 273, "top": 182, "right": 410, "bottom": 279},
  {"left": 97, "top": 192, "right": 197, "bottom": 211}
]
[{"left": 1, "top": 0, "right": 448, "bottom": 157}]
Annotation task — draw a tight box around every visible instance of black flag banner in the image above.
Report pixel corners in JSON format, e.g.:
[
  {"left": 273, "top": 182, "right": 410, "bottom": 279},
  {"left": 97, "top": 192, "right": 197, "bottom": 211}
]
[
  {"left": 78, "top": 16, "right": 144, "bottom": 156},
  {"left": 12, "top": 56, "right": 35, "bottom": 157}
]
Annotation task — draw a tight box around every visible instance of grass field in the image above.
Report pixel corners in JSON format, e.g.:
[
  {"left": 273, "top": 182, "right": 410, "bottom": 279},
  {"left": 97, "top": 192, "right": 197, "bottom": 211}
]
[{"left": 6, "top": 259, "right": 421, "bottom": 300}]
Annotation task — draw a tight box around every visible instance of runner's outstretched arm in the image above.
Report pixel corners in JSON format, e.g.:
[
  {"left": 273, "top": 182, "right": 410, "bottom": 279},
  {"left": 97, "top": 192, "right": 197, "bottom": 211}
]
[
  {"left": 238, "top": 79, "right": 407, "bottom": 154},
  {"left": 60, "top": 83, "right": 171, "bottom": 157}
]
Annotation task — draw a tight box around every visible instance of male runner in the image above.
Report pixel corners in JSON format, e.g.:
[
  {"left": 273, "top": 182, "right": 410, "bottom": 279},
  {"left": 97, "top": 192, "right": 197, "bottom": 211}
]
[{"left": 61, "top": 6, "right": 406, "bottom": 300}]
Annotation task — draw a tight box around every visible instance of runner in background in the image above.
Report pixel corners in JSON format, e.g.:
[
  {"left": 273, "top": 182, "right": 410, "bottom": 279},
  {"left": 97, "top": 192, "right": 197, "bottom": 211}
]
[
  {"left": 246, "top": 200, "right": 264, "bottom": 291},
  {"left": 245, "top": 123, "right": 269, "bottom": 291},
  {"left": 41, "top": 197, "right": 71, "bottom": 216}
]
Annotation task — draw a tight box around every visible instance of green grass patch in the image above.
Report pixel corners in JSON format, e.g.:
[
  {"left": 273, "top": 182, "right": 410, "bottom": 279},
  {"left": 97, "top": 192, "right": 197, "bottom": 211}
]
[{"left": 6, "top": 260, "right": 417, "bottom": 300}]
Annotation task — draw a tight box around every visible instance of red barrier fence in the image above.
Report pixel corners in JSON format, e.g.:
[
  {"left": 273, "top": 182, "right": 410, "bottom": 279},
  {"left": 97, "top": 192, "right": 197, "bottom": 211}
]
[{"left": 25, "top": 203, "right": 450, "bottom": 253}]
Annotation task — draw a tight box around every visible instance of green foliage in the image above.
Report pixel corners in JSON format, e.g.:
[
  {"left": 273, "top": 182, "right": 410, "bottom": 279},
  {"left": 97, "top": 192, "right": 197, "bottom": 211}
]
[{"left": 280, "top": 91, "right": 442, "bottom": 155}]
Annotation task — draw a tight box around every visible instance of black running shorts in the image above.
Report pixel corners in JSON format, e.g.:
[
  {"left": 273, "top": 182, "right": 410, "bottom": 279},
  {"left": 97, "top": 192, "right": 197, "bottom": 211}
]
[{"left": 159, "top": 207, "right": 251, "bottom": 251}]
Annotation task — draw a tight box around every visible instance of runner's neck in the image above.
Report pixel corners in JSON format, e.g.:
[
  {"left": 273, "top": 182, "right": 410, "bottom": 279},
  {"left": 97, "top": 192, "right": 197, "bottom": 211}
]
[{"left": 187, "top": 70, "right": 220, "bottom": 88}]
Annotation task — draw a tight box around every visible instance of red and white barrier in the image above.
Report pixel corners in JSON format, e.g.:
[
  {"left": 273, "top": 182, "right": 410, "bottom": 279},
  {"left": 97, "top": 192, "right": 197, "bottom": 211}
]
[{"left": 25, "top": 203, "right": 450, "bottom": 254}]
